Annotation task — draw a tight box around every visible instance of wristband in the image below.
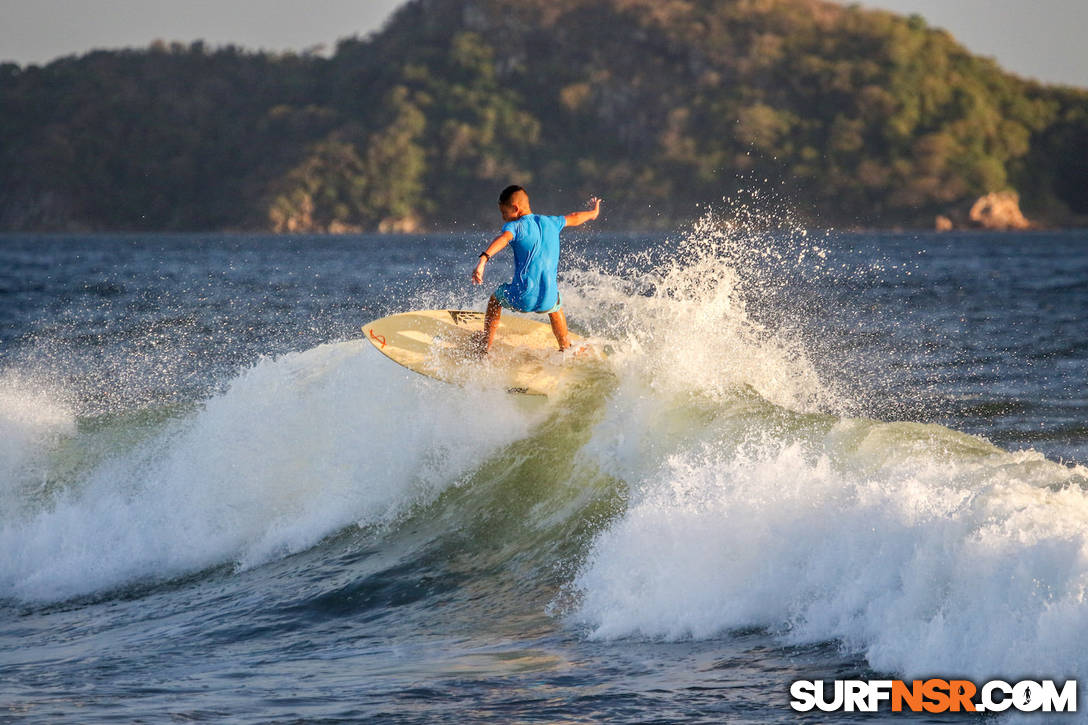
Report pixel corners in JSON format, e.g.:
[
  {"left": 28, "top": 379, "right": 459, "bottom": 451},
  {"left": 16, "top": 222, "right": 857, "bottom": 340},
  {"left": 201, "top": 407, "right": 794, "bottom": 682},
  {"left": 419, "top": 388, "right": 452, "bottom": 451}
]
[{"left": 479, "top": 252, "right": 490, "bottom": 261}]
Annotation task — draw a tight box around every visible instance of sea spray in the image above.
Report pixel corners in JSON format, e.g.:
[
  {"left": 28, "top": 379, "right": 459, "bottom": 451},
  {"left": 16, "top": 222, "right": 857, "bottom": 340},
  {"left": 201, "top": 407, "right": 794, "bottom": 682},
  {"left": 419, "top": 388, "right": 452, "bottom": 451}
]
[
  {"left": 563, "top": 202, "right": 842, "bottom": 414},
  {"left": 0, "top": 371, "right": 76, "bottom": 515}
]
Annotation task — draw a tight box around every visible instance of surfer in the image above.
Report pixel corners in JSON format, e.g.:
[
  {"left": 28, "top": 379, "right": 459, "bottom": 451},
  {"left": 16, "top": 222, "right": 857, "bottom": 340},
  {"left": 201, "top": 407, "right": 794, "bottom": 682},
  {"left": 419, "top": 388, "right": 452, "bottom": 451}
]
[{"left": 471, "top": 185, "right": 601, "bottom": 354}]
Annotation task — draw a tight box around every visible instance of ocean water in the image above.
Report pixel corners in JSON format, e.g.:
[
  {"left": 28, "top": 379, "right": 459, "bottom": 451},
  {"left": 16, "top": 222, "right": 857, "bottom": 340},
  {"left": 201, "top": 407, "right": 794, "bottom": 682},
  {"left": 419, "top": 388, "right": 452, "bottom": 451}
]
[{"left": 1, "top": 219, "right": 1087, "bottom": 722}]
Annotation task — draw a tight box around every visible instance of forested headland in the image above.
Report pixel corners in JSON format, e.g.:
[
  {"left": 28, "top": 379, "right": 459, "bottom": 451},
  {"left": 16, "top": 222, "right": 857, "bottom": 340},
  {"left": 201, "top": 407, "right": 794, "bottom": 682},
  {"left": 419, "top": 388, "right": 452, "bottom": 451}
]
[{"left": 2, "top": 0, "right": 1087, "bottom": 232}]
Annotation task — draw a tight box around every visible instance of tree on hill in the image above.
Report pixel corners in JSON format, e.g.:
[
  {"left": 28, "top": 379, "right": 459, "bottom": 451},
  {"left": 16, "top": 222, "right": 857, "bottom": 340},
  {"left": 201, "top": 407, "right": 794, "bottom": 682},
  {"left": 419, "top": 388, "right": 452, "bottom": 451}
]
[{"left": 1, "top": 0, "right": 1085, "bottom": 232}]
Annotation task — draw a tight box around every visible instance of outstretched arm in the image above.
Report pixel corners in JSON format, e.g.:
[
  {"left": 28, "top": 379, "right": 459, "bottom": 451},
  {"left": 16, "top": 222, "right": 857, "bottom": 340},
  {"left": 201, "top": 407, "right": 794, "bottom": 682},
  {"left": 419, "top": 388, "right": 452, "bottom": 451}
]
[
  {"left": 565, "top": 197, "right": 602, "bottom": 227},
  {"left": 472, "top": 230, "right": 513, "bottom": 285}
]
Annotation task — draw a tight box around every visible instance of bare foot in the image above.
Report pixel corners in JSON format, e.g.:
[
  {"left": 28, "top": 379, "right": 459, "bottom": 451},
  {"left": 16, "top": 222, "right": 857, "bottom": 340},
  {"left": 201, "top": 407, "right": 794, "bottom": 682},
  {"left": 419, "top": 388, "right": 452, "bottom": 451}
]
[{"left": 553, "top": 343, "right": 591, "bottom": 363}]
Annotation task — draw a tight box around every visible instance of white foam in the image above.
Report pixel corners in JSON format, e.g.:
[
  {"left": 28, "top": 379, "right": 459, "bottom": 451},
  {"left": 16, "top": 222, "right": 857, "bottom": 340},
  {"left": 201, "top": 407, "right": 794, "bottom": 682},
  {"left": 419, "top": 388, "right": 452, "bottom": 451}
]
[
  {"left": 573, "top": 399, "right": 1088, "bottom": 683},
  {"left": 559, "top": 213, "right": 1088, "bottom": 685},
  {"left": 0, "top": 341, "right": 532, "bottom": 602}
]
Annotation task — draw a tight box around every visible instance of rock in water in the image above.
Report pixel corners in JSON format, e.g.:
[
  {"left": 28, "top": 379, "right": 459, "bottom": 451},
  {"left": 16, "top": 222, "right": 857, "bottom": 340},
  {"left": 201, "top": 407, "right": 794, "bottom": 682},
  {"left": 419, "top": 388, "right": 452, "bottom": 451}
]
[{"left": 969, "top": 191, "right": 1031, "bottom": 230}]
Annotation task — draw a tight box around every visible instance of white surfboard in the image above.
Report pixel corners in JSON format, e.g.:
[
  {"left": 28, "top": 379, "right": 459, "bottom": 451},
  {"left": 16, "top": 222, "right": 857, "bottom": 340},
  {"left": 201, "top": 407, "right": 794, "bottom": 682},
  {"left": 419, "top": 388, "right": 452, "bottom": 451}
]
[{"left": 362, "top": 309, "right": 601, "bottom": 396}]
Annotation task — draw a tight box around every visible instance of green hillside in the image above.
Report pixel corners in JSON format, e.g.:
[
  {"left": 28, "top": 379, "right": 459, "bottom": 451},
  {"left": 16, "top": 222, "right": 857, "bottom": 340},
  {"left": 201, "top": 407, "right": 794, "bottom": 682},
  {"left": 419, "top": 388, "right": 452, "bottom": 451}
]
[{"left": 2, "top": 0, "right": 1086, "bottom": 232}]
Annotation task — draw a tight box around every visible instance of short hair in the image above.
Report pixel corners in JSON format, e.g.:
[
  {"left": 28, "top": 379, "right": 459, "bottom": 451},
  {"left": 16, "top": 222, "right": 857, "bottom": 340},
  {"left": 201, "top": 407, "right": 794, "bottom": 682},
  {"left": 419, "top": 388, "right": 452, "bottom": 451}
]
[{"left": 498, "top": 185, "right": 526, "bottom": 205}]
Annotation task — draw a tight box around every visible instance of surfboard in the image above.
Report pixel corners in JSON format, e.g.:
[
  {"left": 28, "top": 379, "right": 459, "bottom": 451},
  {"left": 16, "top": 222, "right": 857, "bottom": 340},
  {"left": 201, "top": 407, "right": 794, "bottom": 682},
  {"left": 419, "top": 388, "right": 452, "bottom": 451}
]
[{"left": 362, "top": 309, "right": 600, "bottom": 396}]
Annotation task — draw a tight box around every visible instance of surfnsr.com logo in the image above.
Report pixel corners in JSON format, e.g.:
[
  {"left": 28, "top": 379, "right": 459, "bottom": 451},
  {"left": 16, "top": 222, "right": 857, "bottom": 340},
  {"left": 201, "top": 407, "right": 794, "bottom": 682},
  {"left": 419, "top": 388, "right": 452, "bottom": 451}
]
[{"left": 790, "top": 679, "right": 1077, "bottom": 714}]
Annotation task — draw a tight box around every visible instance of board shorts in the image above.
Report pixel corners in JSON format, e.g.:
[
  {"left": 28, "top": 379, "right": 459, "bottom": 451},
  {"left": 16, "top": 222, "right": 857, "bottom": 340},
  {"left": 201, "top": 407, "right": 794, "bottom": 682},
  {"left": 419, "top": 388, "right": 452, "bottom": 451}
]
[{"left": 494, "top": 284, "right": 563, "bottom": 314}]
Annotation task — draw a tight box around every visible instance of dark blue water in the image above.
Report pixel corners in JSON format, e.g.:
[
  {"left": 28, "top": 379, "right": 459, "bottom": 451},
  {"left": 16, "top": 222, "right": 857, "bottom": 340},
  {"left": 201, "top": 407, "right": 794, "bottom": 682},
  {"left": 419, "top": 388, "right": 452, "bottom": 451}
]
[{"left": 1, "top": 228, "right": 1086, "bottom": 722}]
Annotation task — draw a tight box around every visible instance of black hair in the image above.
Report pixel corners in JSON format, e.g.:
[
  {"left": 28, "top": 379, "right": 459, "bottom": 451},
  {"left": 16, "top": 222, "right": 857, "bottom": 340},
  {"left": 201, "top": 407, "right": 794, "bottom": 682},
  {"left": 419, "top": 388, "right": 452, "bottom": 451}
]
[{"left": 498, "top": 185, "right": 526, "bottom": 205}]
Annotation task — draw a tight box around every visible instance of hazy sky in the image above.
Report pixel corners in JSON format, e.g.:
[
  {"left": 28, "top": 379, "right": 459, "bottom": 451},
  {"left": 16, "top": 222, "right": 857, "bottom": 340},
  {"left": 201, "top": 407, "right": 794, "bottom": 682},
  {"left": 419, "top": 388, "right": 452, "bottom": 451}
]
[
  {"left": 1, "top": 0, "right": 1086, "bottom": 88},
  {"left": 857, "top": 0, "right": 1088, "bottom": 87},
  {"left": 0, "top": 0, "right": 404, "bottom": 62}
]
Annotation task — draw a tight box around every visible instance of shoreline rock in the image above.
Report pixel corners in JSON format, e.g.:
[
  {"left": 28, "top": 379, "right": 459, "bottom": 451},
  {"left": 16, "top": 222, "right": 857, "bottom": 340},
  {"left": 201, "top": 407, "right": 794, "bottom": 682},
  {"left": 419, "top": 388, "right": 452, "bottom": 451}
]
[
  {"left": 935, "top": 190, "right": 1032, "bottom": 231},
  {"left": 969, "top": 191, "right": 1031, "bottom": 230}
]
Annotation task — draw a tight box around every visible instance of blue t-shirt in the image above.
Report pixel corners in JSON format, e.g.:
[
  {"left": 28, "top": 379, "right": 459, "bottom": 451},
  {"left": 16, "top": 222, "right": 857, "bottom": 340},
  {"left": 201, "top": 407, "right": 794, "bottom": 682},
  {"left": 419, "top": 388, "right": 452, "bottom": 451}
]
[{"left": 497, "top": 214, "right": 566, "bottom": 313}]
